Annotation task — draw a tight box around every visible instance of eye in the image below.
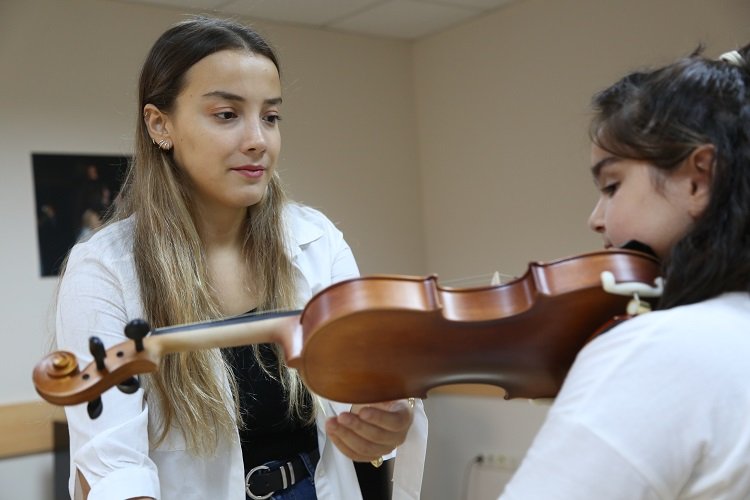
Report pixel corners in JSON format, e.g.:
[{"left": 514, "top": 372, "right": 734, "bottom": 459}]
[
  {"left": 264, "top": 113, "right": 282, "bottom": 125},
  {"left": 215, "top": 111, "right": 237, "bottom": 120},
  {"left": 601, "top": 182, "right": 619, "bottom": 196}
]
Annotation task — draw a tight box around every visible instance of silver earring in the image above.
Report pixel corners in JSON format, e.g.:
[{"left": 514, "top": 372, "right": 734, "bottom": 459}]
[{"left": 158, "top": 139, "right": 172, "bottom": 151}]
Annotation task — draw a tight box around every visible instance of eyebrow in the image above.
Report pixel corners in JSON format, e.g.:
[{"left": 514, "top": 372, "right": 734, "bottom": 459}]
[
  {"left": 590, "top": 156, "right": 619, "bottom": 180},
  {"left": 202, "top": 90, "right": 282, "bottom": 105}
]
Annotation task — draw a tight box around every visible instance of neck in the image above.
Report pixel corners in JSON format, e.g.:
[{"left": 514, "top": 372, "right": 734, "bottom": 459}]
[{"left": 193, "top": 202, "right": 247, "bottom": 249}]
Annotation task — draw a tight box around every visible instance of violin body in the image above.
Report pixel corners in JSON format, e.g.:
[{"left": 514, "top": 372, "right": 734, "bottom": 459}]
[
  {"left": 34, "top": 249, "right": 660, "bottom": 409},
  {"left": 294, "top": 249, "right": 660, "bottom": 402}
]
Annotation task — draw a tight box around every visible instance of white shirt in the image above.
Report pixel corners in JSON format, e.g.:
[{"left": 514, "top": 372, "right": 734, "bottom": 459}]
[
  {"left": 500, "top": 292, "right": 750, "bottom": 500},
  {"left": 57, "top": 203, "right": 427, "bottom": 500}
]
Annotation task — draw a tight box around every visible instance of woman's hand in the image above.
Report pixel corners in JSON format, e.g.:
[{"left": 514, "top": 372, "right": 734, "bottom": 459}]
[{"left": 325, "top": 399, "right": 415, "bottom": 462}]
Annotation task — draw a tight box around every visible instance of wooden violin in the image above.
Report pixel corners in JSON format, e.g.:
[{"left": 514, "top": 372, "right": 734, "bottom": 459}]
[{"left": 33, "top": 248, "right": 661, "bottom": 414}]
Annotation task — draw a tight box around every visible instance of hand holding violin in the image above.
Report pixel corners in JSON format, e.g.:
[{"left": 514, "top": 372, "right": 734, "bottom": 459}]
[{"left": 325, "top": 399, "right": 415, "bottom": 463}]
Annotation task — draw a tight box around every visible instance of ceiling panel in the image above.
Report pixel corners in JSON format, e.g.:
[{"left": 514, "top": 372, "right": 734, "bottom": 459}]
[
  {"left": 331, "top": 1, "right": 479, "bottom": 39},
  {"left": 117, "top": 0, "right": 227, "bottom": 10},
  {"left": 220, "top": 0, "right": 382, "bottom": 26},
  {"left": 436, "top": 0, "right": 515, "bottom": 8},
  {"left": 110, "top": 0, "right": 518, "bottom": 39}
]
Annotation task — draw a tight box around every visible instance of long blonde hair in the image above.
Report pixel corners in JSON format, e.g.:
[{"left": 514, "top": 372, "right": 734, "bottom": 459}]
[{"left": 108, "top": 16, "right": 312, "bottom": 455}]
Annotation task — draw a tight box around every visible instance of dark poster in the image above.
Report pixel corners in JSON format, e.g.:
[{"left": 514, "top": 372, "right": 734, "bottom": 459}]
[{"left": 32, "top": 153, "right": 129, "bottom": 276}]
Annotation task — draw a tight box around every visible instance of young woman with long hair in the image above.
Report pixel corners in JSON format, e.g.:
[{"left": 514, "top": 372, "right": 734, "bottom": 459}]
[{"left": 56, "top": 16, "right": 427, "bottom": 500}]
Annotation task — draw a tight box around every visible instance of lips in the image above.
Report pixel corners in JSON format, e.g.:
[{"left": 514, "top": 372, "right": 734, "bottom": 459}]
[{"left": 231, "top": 165, "right": 266, "bottom": 178}]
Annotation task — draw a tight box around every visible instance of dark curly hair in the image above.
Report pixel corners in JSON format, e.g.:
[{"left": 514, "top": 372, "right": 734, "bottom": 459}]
[{"left": 590, "top": 43, "right": 750, "bottom": 309}]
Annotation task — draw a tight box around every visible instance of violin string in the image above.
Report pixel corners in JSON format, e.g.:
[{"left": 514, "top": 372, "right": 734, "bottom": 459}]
[
  {"left": 153, "top": 309, "right": 302, "bottom": 335},
  {"left": 440, "top": 271, "right": 515, "bottom": 288},
  {"left": 156, "top": 272, "right": 516, "bottom": 335}
]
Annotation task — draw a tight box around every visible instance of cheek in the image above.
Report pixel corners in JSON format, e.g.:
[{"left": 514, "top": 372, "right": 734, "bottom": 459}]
[{"left": 604, "top": 201, "right": 637, "bottom": 242}]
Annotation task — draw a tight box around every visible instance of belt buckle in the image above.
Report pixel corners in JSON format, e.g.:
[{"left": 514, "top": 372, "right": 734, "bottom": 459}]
[{"left": 245, "top": 464, "right": 273, "bottom": 500}]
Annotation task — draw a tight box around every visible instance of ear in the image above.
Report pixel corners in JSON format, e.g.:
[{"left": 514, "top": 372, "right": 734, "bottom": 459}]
[
  {"left": 143, "top": 103, "right": 171, "bottom": 145},
  {"left": 684, "top": 144, "right": 715, "bottom": 219}
]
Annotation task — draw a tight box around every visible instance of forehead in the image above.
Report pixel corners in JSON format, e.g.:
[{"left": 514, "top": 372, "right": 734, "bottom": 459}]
[{"left": 180, "top": 49, "right": 281, "bottom": 97}]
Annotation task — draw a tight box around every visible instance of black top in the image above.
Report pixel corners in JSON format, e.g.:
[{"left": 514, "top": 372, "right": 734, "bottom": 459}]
[{"left": 224, "top": 343, "right": 318, "bottom": 467}]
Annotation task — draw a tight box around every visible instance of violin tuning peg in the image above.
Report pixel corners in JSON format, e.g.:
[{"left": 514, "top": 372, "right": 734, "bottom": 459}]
[
  {"left": 89, "top": 336, "right": 106, "bottom": 371},
  {"left": 117, "top": 376, "right": 140, "bottom": 395},
  {"left": 124, "top": 319, "right": 150, "bottom": 352},
  {"left": 87, "top": 397, "right": 103, "bottom": 419}
]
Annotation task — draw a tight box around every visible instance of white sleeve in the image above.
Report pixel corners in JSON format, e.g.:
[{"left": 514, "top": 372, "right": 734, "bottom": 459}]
[
  {"left": 57, "top": 242, "right": 160, "bottom": 500},
  {"left": 392, "top": 398, "right": 428, "bottom": 500},
  {"left": 500, "top": 415, "right": 660, "bottom": 500},
  {"left": 328, "top": 221, "right": 359, "bottom": 283},
  {"left": 497, "top": 311, "right": 720, "bottom": 500}
]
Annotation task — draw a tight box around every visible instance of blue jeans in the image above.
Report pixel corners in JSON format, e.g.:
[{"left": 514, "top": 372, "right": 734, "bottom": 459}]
[{"left": 254, "top": 450, "right": 318, "bottom": 500}]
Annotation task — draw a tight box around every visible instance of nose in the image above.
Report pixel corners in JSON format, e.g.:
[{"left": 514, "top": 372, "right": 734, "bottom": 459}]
[
  {"left": 242, "top": 118, "right": 267, "bottom": 153},
  {"left": 588, "top": 198, "right": 605, "bottom": 234}
]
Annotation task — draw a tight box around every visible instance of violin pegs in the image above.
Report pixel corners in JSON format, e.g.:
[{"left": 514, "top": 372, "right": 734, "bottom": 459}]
[
  {"left": 124, "top": 319, "right": 150, "bottom": 352},
  {"left": 89, "top": 336, "right": 106, "bottom": 371},
  {"left": 87, "top": 397, "right": 103, "bottom": 419},
  {"left": 117, "top": 376, "right": 140, "bottom": 395}
]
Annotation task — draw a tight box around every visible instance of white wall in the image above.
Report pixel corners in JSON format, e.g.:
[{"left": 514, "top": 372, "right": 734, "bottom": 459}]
[
  {"left": 2, "top": 0, "right": 749, "bottom": 499},
  {"left": 414, "top": 0, "right": 750, "bottom": 277},
  {"left": 414, "top": 0, "right": 750, "bottom": 498},
  {"left": 0, "top": 0, "right": 422, "bottom": 497}
]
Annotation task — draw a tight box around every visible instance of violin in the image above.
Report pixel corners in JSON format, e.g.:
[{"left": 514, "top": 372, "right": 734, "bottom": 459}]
[{"left": 33, "top": 248, "right": 662, "bottom": 417}]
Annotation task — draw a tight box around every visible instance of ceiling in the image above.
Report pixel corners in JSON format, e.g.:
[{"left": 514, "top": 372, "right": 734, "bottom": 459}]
[{"left": 113, "top": 0, "right": 517, "bottom": 39}]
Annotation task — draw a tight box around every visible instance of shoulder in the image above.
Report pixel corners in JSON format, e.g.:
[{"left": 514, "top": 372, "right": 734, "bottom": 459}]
[
  {"left": 586, "top": 293, "right": 750, "bottom": 360},
  {"left": 56, "top": 217, "right": 142, "bottom": 337},
  {"left": 284, "top": 202, "right": 344, "bottom": 247},
  {"left": 540, "top": 294, "right": 750, "bottom": 496},
  {"left": 65, "top": 217, "right": 135, "bottom": 273},
  {"left": 559, "top": 293, "right": 750, "bottom": 406},
  {"left": 283, "top": 203, "right": 359, "bottom": 295}
]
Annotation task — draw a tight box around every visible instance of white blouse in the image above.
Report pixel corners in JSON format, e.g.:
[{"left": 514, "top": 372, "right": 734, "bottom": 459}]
[{"left": 57, "top": 203, "right": 427, "bottom": 500}]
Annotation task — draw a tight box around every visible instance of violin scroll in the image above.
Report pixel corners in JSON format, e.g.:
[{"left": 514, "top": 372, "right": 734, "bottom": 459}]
[{"left": 33, "top": 321, "right": 160, "bottom": 412}]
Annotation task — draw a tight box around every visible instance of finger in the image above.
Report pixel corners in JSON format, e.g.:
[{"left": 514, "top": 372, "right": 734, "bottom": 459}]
[
  {"left": 325, "top": 417, "right": 388, "bottom": 462},
  {"left": 351, "top": 400, "right": 397, "bottom": 413},
  {"left": 339, "top": 411, "right": 401, "bottom": 450},
  {"left": 342, "top": 409, "right": 412, "bottom": 451},
  {"left": 358, "top": 399, "right": 414, "bottom": 434}
]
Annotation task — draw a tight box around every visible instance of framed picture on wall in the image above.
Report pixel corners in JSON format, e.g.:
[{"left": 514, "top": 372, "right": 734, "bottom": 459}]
[{"left": 32, "top": 153, "right": 130, "bottom": 277}]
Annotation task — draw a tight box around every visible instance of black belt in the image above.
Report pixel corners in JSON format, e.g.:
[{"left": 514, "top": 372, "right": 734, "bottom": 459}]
[{"left": 245, "top": 449, "right": 320, "bottom": 500}]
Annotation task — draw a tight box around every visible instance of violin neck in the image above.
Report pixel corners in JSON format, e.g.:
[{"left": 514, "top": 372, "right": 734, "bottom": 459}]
[{"left": 142, "top": 311, "right": 303, "bottom": 363}]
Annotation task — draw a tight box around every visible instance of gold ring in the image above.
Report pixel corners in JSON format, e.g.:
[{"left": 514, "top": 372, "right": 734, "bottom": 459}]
[{"left": 370, "top": 456, "right": 384, "bottom": 468}]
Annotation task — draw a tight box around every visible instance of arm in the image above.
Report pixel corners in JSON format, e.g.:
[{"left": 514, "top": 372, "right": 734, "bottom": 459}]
[
  {"left": 77, "top": 472, "right": 155, "bottom": 500},
  {"left": 499, "top": 415, "right": 661, "bottom": 500},
  {"left": 57, "top": 241, "right": 160, "bottom": 500}
]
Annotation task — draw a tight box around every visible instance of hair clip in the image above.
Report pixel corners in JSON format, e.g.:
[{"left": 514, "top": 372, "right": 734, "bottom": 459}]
[{"left": 718, "top": 50, "right": 744, "bottom": 67}]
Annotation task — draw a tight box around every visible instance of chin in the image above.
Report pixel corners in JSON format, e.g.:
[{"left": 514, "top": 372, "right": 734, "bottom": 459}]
[{"left": 238, "top": 187, "right": 269, "bottom": 208}]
